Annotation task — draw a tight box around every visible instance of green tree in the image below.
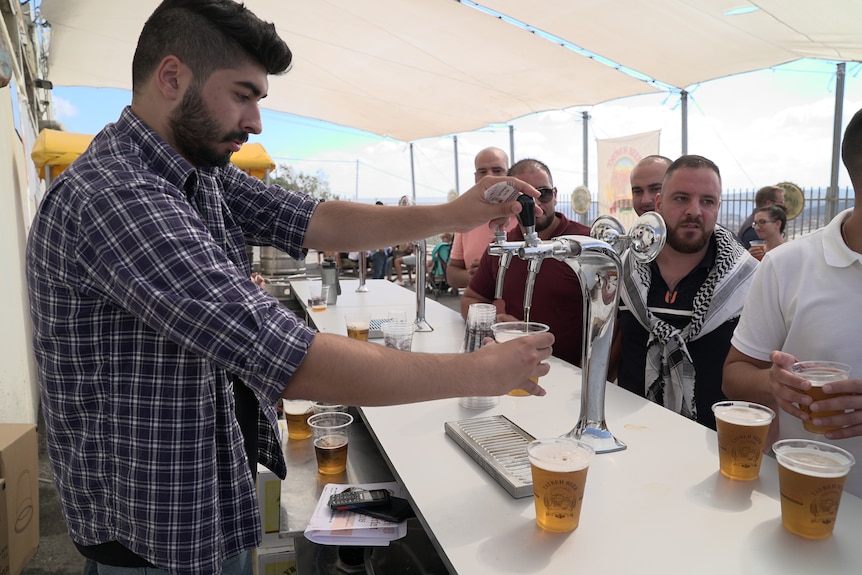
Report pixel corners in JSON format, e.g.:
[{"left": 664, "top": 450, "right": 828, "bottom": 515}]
[{"left": 272, "top": 164, "right": 339, "bottom": 200}]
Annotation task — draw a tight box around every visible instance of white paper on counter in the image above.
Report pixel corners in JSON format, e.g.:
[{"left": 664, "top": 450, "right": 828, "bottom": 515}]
[{"left": 303, "top": 481, "right": 406, "bottom": 546}]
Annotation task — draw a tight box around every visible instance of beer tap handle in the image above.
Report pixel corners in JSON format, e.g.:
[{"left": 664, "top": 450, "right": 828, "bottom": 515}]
[
  {"left": 517, "top": 194, "right": 535, "bottom": 229},
  {"left": 517, "top": 195, "right": 540, "bottom": 247}
]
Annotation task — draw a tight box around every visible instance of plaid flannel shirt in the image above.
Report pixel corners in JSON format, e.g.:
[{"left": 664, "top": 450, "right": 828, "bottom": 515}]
[{"left": 27, "top": 107, "right": 317, "bottom": 574}]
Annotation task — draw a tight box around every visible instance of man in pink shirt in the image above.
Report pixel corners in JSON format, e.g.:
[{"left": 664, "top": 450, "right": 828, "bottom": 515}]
[{"left": 447, "top": 147, "right": 516, "bottom": 289}]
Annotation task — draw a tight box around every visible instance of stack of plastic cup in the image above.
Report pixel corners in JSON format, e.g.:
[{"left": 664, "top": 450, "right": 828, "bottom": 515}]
[{"left": 459, "top": 303, "right": 500, "bottom": 409}]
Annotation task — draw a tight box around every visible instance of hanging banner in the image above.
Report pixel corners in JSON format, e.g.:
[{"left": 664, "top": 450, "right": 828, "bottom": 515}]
[{"left": 596, "top": 130, "right": 660, "bottom": 228}]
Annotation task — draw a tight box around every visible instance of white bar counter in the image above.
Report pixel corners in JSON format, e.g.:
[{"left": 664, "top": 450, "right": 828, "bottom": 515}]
[
  {"left": 288, "top": 279, "right": 862, "bottom": 574},
  {"left": 291, "top": 279, "right": 466, "bottom": 352}
]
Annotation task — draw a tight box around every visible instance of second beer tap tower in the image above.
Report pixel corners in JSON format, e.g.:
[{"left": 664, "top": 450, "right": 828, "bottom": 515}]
[
  {"left": 412, "top": 238, "right": 433, "bottom": 332},
  {"left": 490, "top": 205, "right": 666, "bottom": 453},
  {"left": 397, "top": 196, "right": 432, "bottom": 332}
]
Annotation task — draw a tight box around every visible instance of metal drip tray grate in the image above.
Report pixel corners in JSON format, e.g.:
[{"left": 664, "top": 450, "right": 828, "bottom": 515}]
[{"left": 444, "top": 415, "right": 535, "bottom": 498}]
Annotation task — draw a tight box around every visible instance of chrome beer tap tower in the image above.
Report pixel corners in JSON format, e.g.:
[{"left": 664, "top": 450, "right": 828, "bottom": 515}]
[
  {"left": 412, "top": 237, "right": 433, "bottom": 332},
  {"left": 398, "top": 196, "right": 433, "bottom": 332},
  {"left": 489, "top": 204, "right": 666, "bottom": 453},
  {"left": 355, "top": 251, "right": 369, "bottom": 293}
]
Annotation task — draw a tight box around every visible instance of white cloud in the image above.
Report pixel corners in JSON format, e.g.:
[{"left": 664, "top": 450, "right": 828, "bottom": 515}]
[{"left": 50, "top": 95, "right": 78, "bottom": 122}]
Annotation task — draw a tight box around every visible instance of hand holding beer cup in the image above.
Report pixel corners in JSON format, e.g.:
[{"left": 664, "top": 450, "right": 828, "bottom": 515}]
[
  {"left": 748, "top": 239, "right": 766, "bottom": 261},
  {"left": 790, "top": 361, "right": 851, "bottom": 434},
  {"left": 712, "top": 401, "right": 775, "bottom": 480},
  {"left": 491, "top": 321, "right": 550, "bottom": 396}
]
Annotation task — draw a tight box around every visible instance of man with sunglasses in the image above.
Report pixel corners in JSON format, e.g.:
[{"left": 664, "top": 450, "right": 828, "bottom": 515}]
[{"left": 460, "top": 159, "right": 590, "bottom": 367}]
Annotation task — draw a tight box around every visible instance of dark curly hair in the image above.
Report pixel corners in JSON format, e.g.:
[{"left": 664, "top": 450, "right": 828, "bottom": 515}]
[{"left": 132, "top": 0, "right": 292, "bottom": 94}]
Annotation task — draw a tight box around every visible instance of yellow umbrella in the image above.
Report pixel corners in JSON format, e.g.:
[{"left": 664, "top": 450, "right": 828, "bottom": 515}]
[
  {"left": 31, "top": 129, "right": 275, "bottom": 181},
  {"left": 230, "top": 142, "right": 275, "bottom": 180},
  {"left": 30, "top": 129, "right": 93, "bottom": 180}
]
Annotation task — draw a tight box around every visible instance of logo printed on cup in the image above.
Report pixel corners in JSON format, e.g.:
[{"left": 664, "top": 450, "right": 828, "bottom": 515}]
[
  {"left": 712, "top": 401, "right": 775, "bottom": 481},
  {"left": 527, "top": 438, "right": 593, "bottom": 533},
  {"left": 774, "top": 439, "right": 855, "bottom": 539}
]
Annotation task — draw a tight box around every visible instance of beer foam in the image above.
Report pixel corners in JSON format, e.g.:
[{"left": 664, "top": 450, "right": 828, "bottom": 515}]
[
  {"left": 346, "top": 320, "right": 370, "bottom": 330},
  {"left": 801, "top": 368, "right": 848, "bottom": 386},
  {"left": 777, "top": 447, "right": 853, "bottom": 477},
  {"left": 528, "top": 443, "right": 592, "bottom": 472},
  {"left": 714, "top": 405, "right": 773, "bottom": 426},
  {"left": 494, "top": 330, "right": 528, "bottom": 343}
]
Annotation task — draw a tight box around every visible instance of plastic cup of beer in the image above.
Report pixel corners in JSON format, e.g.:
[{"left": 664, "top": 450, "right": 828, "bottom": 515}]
[
  {"left": 308, "top": 412, "right": 354, "bottom": 475},
  {"left": 527, "top": 437, "right": 594, "bottom": 533},
  {"left": 382, "top": 320, "right": 414, "bottom": 351},
  {"left": 790, "top": 361, "right": 851, "bottom": 433},
  {"left": 307, "top": 281, "right": 329, "bottom": 312},
  {"left": 344, "top": 313, "right": 370, "bottom": 341},
  {"left": 711, "top": 401, "right": 775, "bottom": 480},
  {"left": 282, "top": 399, "right": 314, "bottom": 440},
  {"left": 773, "top": 439, "right": 855, "bottom": 539},
  {"left": 491, "top": 321, "right": 550, "bottom": 396}
]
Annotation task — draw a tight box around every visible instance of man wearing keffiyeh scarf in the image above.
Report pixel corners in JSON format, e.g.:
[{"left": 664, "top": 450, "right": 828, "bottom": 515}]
[{"left": 615, "top": 155, "right": 758, "bottom": 429}]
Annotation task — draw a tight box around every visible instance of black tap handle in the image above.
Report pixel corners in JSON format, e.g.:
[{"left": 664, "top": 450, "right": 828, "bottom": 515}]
[{"left": 517, "top": 194, "right": 535, "bottom": 229}]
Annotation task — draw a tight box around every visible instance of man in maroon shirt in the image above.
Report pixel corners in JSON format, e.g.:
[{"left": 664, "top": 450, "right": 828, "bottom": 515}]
[{"left": 461, "top": 158, "right": 590, "bottom": 367}]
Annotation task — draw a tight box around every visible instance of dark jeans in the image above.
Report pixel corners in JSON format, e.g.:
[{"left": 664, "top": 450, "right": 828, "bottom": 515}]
[{"left": 369, "top": 251, "right": 389, "bottom": 279}]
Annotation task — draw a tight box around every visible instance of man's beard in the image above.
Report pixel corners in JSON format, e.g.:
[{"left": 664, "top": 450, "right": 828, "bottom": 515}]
[
  {"left": 169, "top": 85, "right": 247, "bottom": 168},
  {"left": 666, "top": 217, "right": 710, "bottom": 253},
  {"left": 534, "top": 209, "right": 556, "bottom": 233}
]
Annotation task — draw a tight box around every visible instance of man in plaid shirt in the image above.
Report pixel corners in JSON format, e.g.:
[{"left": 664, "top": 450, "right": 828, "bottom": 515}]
[{"left": 26, "top": 1, "right": 551, "bottom": 573}]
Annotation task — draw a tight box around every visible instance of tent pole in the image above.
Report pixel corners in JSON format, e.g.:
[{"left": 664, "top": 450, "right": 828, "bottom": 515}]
[
  {"left": 453, "top": 135, "right": 460, "bottom": 194},
  {"left": 582, "top": 110, "right": 590, "bottom": 225},
  {"left": 509, "top": 125, "right": 515, "bottom": 163},
  {"left": 582, "top": 111, "right": 590, "bottom": 186},
  {"left": 681, "top": 90, "right": 688, "bottom": 155},
  {"left": 828, "top": 62, "right": 846, "bottom": 222},
  {"left": 410, "top": 143, "right": 417, "bottom": 204}
]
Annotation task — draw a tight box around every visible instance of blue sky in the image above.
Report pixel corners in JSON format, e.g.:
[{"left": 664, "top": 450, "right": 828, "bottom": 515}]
[{"left": 51, "top": 59, "right": 862, "bottom": 205}]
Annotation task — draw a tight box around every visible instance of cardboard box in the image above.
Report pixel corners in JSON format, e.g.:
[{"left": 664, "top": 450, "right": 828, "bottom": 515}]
[
  {"left": 256, "top": 464, "right": 288, "bottom": 548},
  {"left": 256, "top": 546, "right": 297, "bottom": 575},
  {"left": 0, "top": 479, "right": 8, "bottom": 575},
  {"left": 0, "top": 424, "right": 38, "bottom": 575}
]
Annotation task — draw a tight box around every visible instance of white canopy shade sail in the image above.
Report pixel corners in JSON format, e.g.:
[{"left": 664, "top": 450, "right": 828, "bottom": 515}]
[
  {"left": 39, "top": 0, "right": 656, "bottom": 141},
  {"left": 40, "top": 1, "right": 862, "bottom": 142},
  {"left": 482, "top": 0, "right": 862, "bottom": 89}
]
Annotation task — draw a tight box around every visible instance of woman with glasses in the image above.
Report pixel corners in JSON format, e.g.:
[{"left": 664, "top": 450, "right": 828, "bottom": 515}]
[{"left": 749, "top": 204, "right": 787, "bottom": 260}]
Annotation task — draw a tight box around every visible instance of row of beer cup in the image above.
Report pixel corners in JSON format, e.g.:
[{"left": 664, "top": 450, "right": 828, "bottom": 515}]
[{"left": 532, "top": 390, "right": 855, "bottom": 540}]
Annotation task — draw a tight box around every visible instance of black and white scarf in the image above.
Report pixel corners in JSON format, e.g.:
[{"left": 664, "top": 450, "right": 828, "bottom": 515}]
[{"left": 620, "top": 226, "right": 758, "bottom": 421}]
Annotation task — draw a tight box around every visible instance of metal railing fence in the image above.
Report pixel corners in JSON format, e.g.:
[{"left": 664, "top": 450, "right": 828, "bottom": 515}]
[{"left": 557, "top": 187, "right": 855, "bottom": 240}]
